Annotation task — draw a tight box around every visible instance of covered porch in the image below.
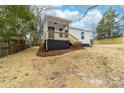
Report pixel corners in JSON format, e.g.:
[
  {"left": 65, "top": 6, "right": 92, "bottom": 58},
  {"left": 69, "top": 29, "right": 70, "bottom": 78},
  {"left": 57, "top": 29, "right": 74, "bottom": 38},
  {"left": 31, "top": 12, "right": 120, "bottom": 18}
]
[{"left": 43, "top": 15, "right": 71, "bottom": 51}]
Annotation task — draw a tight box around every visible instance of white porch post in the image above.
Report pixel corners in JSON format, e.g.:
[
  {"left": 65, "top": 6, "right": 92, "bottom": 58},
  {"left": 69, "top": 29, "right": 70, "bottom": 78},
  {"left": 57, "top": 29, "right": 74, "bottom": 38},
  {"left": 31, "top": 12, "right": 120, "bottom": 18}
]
[
  {"left": 45, "top": 18, "right": 48, "bottom": 51},
  {"left": 68, "top": 24, "right": 70, "bottom": 39}
]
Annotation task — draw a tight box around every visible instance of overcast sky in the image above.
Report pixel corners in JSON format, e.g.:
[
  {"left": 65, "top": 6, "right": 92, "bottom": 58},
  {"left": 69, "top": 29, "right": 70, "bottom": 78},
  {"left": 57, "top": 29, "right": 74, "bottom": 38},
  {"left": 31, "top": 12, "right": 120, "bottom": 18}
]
[{"left": 46, "top": 5, "right": 124, "bottom": 30}]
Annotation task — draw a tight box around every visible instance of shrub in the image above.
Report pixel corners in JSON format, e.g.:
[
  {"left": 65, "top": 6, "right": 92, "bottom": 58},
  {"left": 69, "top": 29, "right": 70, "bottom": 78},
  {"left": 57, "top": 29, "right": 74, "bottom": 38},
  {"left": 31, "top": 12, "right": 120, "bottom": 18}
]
[
  {"left": 99, "top": 56, "right": 108, "bottom": 66},
  {"left": 48, "top": 59, "right": 57, "bottom": 64}
]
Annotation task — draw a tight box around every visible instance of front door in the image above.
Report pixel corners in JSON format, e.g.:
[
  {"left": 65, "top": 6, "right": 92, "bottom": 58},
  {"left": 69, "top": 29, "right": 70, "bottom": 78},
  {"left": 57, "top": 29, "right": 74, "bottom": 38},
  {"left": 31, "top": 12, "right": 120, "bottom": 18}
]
[{"left": 48, "top": 27, "right": 54, "bottom": 39}]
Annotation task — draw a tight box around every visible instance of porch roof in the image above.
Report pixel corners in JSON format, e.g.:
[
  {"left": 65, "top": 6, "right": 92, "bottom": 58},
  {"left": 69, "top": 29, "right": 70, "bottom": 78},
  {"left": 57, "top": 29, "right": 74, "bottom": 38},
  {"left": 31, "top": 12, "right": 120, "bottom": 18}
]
[{"left": 45, "top": 15, "right": 71, "bottom": 24}]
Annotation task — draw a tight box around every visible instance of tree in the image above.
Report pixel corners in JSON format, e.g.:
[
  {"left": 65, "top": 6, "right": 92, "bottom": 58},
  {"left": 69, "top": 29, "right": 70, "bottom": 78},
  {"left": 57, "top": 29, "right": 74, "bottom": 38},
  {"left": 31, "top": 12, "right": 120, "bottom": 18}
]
[
  {"left": 0, "top": 5, "right": 54, "bottom": 46},
  {"left": 0, "top": 5, "right": 36, "bottom": 43},
  {"left": 91, "top": 21, "right": 97, "bottom": 40},
  {"left": 77, "top": 5, "right": 98, "bottom": 21},
  {"left": 96, "top": 7, "right": 122, "bottom": 39},
  {"left": 31, "top": 5, "right": 51, "bottom": 45}
]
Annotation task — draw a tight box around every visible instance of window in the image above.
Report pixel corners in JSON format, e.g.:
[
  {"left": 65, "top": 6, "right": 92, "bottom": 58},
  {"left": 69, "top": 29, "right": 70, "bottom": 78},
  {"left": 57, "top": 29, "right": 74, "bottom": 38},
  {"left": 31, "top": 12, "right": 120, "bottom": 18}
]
[{"left": 81, "top": 32, "right": 84, "bottom": 39}]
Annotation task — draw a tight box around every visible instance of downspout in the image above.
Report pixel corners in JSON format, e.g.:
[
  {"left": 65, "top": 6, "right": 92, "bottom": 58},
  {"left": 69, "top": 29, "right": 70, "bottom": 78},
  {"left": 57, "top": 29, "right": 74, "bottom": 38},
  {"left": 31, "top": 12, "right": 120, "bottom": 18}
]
[
  {"left": 68, "top": 23, "right": 70, "bottom": 40},
  {"left": 67, "top": 23, "right": 71, "bottom": 47}
]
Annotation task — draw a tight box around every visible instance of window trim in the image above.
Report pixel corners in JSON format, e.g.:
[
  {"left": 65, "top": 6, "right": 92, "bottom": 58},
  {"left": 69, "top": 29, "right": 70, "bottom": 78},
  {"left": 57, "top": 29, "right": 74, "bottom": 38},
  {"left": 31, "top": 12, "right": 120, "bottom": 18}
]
[{"left": 81, "top": 32, "right": 84, "bottom": 39}]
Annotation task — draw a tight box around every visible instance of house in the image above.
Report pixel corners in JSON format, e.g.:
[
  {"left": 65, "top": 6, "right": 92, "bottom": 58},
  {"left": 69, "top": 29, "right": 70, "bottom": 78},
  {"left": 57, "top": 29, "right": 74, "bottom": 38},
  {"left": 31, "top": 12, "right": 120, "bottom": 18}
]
[
  {"left": 43, "top": 15, "right": 92, "bottom": 51},
  {"left": 43, "top": 15, "right": 71, "bottom": 51},
  {"left": 69, "top": 27, "right": 92, "bottom": 46}
]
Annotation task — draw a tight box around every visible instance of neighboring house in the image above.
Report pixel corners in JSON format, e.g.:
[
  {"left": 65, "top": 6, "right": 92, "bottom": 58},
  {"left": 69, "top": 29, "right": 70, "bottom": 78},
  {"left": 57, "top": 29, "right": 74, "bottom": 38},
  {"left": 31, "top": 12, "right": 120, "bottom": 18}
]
[{"left": 43, "top": 15, "right": 92, "bottom": 51}]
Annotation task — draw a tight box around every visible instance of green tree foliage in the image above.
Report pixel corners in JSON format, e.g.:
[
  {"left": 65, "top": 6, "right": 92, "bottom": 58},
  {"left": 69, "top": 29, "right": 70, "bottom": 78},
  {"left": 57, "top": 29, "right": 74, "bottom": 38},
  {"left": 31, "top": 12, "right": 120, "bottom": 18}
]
[
  {"left": 96, "top": 7, "right": 123, "bottom": 39},
  {"left": 0, "top": 5, "right": 36, "bottom": 39}
]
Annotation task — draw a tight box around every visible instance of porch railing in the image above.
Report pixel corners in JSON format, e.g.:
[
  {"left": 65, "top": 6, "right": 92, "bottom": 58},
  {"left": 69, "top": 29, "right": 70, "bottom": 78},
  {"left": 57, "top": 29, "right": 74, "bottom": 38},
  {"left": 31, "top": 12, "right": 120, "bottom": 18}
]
[
  {"left": 47, "top": 31, "right": 80, "bottom": 45},
  {"left": 68, "top": 34, "right": 79, "bottom": 45}
]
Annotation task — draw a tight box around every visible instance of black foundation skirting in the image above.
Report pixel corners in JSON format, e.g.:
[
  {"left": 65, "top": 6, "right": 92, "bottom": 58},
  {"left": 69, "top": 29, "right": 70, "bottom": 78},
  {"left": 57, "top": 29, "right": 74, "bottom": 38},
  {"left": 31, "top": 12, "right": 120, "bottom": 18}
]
[{"left": 43, "top": 39, "right": 70, "bottom": 51}]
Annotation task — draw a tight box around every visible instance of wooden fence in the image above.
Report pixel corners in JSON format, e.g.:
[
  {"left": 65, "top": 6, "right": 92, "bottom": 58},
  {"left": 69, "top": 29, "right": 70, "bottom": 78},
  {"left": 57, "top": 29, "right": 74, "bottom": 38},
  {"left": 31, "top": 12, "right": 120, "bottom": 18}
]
[
  {"left": 93, "top": 37, "right": 124, "bottom": 45},
  {"left": 0, "top": 39, "right": 30, "bottom": 58}
]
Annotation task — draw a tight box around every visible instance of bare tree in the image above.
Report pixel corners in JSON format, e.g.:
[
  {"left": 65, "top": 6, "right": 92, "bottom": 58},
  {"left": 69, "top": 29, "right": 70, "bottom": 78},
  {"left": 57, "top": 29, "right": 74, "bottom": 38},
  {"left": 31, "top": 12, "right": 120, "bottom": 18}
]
[
  {"left": 31, "top": 5, "right": 51, "bottom": 45},
  {"left": 91, "top": 21, "right": 97, "bottom": 40},
  {"left": 77, "top": 5, "right": 98, "bottom": 40},
  {"left": 78, "top": 5, "right": 98, "bottom": 21}
]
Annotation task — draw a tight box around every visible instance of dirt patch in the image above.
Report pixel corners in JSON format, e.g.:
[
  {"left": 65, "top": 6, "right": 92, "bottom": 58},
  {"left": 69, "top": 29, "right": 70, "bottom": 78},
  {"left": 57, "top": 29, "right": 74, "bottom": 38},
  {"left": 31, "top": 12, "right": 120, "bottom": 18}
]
[{"left": 36, "top": 45, "right": 85, "bottom": 57}]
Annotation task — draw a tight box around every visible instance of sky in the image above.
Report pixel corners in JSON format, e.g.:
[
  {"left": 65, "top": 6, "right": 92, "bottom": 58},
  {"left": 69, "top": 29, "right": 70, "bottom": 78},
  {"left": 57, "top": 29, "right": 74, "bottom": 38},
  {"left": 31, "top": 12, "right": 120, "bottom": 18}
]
[{"left": 47, "top": 5, "right": 124, "bottom": 30}]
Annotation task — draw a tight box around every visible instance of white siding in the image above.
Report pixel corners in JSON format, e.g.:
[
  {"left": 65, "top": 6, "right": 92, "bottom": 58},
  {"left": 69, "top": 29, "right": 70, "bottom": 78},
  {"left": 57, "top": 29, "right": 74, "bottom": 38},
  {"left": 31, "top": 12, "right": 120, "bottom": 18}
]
[
  {"left": 43, "top": 18, "right": 69, "bottom": 41},
  {"left": 69, "top": 28, "right": 92, "bottom": 45}
]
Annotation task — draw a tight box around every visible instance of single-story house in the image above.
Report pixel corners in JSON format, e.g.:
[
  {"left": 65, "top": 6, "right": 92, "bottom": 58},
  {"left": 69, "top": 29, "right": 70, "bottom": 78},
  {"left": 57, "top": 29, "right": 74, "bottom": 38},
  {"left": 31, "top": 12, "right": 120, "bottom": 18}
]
[{"left": 43, "top": 15, "right": 92, "bottom": 51}]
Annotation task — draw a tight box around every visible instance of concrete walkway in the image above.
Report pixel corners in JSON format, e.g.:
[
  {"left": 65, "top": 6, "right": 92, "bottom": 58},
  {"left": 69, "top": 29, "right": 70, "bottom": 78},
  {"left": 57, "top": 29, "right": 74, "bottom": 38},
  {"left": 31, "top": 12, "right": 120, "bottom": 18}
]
[{"left": 93, "top": 44, "right": 124, "bottom": 48}]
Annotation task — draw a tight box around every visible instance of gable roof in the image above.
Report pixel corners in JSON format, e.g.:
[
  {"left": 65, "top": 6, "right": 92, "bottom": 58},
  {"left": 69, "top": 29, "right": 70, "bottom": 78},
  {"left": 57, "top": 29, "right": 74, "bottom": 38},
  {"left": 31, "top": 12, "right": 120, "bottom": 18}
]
[{"left": 69, "top": 27, "right": 91, "bottom": 32}]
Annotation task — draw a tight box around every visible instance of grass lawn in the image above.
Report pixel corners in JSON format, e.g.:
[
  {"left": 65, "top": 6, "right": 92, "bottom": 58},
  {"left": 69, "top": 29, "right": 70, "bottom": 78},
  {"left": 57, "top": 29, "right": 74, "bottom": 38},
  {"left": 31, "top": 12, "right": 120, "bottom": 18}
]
[{"left": 0, "top": 46, "right": 124, "bottom": 88}]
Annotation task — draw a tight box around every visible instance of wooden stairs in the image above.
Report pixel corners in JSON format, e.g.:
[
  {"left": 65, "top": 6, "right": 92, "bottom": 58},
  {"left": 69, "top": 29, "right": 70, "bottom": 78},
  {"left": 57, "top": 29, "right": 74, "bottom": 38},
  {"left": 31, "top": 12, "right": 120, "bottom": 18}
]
[{"left": 68, "top": 34, "right": 80, "bottom": 45}]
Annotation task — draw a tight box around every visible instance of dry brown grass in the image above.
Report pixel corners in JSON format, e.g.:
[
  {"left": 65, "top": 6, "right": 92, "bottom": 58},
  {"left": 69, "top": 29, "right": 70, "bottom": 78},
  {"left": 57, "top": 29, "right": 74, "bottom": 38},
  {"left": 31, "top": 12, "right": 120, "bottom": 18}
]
[
  {"left": 0, "top": 46, "right": 124, "bottom": 88},
  {"left": 93, "top": 37, "right": 124, "bottom": 44}
]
